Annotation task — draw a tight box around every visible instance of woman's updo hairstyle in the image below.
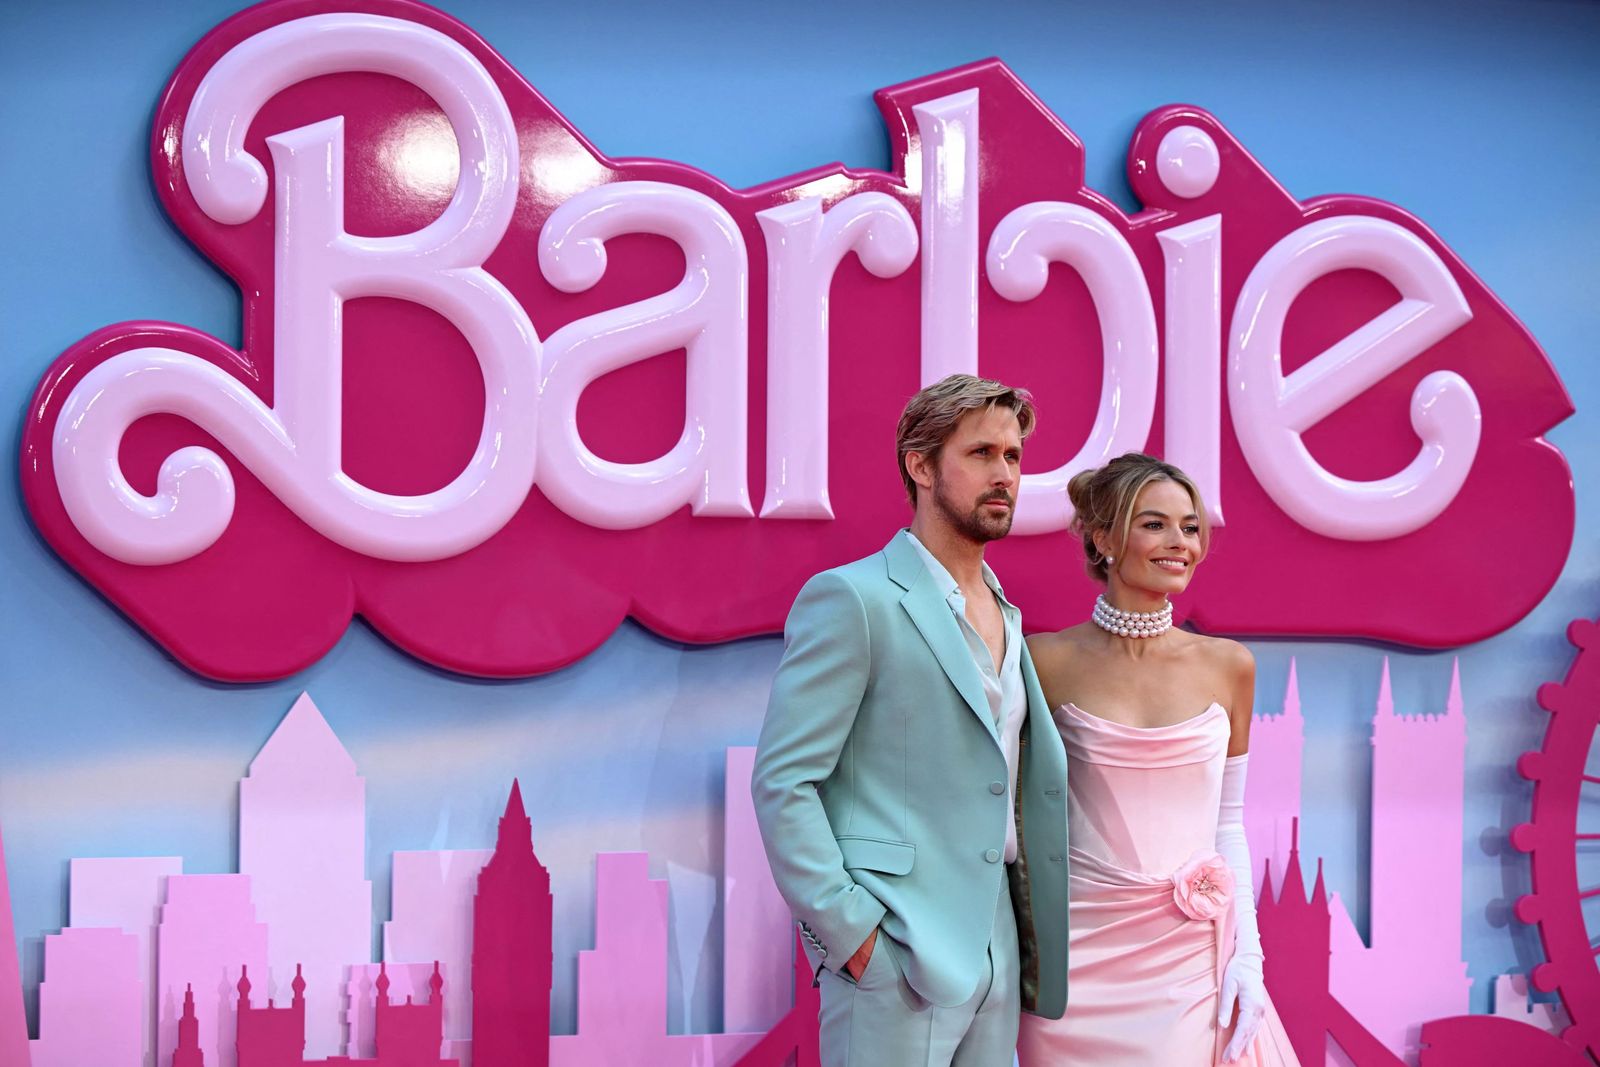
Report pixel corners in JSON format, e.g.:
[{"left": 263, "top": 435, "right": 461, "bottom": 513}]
[{"left": 1067, "top": 452, "right": 1210, "bottom": 583}]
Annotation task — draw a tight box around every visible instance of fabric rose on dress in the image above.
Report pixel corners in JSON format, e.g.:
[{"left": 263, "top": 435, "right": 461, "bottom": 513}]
[{"left": 1172, "top": 850, "right": 1234, "bottom": 921}]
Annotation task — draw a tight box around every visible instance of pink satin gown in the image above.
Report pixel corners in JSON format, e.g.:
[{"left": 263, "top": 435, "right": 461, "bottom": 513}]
[{"left": 1016, "top": 701, "right": 1299, "bottom": 1066}]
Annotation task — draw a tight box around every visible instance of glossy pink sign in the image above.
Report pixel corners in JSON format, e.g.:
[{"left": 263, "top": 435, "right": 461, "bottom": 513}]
[{"left": 18, "top": 0, "right": 1573, "bottom": 681}]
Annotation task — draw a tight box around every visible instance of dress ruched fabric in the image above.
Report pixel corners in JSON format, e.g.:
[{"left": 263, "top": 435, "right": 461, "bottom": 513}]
[{"left": 1016, "top": 702, "right": 1299, "bottom": 1066}]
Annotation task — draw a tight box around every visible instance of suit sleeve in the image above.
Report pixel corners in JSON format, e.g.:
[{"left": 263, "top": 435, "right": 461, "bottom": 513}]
[{"left": 751, "top": 570, "right": 885, "bottom": 974}]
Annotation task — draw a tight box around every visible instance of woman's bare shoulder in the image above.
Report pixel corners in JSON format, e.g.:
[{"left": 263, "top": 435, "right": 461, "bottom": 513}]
[
  {"left": 1027, "top": 624, "right": 1100, "bottom": 705},
  {"left": 1026, "top": 622, "right": 1100, "bottom": 661},
  {"left": 1183, "top": 633, "right": 1256, "bottom": 738},
  {"left": 1184, "top": 630, "right": 1254, "bottom": 677}
]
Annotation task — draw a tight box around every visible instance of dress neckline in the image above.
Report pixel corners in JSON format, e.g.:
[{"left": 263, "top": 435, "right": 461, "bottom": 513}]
[{"left": 1061, "top": 700, "right": 1226, "bottom": 733}]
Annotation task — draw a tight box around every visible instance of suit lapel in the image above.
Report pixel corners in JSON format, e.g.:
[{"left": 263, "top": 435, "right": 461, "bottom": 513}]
[
  {"left": 885, "top": 534, "right": 1001, "bottom": 748},
  {"left": 1020, "top": 640, "right": 1053, "bottom": 737}
]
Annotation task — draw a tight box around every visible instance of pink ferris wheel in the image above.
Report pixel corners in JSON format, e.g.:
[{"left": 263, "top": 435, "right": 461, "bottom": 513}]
[{"left": 1511, "top": 614, "right": 1600, "bottom": 1061}]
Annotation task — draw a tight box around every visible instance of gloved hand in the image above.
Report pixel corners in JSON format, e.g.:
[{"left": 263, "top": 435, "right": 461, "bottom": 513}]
[{"left": 1218, "top": 951, "right": 1267, "bottom": 1061}]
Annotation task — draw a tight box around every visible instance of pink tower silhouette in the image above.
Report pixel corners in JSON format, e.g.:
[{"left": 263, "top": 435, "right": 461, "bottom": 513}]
[
  {"left": 372, "top": 961, "right": 453, "bottom": 1064},
  {"left": 1258, "top": 822, "right": 1331, "bottom": 1067},
  {"left": 1245, "top": 660, "right": 1305, "bottom": 897},
  {"left": 0, "top": 825, "right": 31, "bottom": 1067},
  {"left": 471, "top": 781, "right": 551, "bottom": 1067},
  {"left": 1256, "top": 823, "right": 1407, "bottom": 1066},
  {"left": 343, "top": 962, "right": 453, "bottom": 1060},
  {"left": 174, "top": 985, "right": 204, "bottom": 1067},
  {"left": 240, "top": 693, "right": 372, "bottom": 1059},
  {"left": 1330, "top": 659, "right": 1471, "bottom": 1064},
  {"left": 235, "top": 964, "right": 305, "bottom": 1065},
  {"left": 233, "top": 960, "right": 456, "bottom": 1067}
]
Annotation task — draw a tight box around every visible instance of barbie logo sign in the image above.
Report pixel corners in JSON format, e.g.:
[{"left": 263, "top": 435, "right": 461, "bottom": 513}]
[{"left": 19, "top": 2, "right": 1573, "bottom": 680}]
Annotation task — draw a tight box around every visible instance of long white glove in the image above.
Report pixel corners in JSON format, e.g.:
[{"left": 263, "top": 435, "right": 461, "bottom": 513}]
[{"left": 1216, "top": 753, "right": 1268, "bottom": 1062}]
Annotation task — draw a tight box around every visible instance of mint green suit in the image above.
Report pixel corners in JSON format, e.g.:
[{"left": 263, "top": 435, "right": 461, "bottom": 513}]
[{"left": 752, "top": 533, "right": 1070, "bottom": 1058}]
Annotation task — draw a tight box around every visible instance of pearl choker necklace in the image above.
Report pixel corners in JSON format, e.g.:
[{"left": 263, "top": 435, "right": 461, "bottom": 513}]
[{"left": 1092, "top": 594, "right": 1172, "bottom": 638}]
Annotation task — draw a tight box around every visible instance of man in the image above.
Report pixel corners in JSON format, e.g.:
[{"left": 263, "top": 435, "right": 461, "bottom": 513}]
[{"left": 752, "top": 374, "right": 1070, "bottom": 1065}]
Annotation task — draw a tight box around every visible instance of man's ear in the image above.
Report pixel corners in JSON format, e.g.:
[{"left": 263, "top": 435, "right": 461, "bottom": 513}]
[{"left": 904, "top": 450, "right": 936, "bottom": 492}]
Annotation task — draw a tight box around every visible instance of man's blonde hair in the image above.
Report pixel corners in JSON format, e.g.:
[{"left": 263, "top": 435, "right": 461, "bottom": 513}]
[{"left": 895, "top": 374, "right": 1037, "bottom": 505}]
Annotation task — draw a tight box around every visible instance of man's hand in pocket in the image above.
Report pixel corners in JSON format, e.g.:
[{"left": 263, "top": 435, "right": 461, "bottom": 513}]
[{"left": 846, "top": 928, "right": 878, "bottom": 981}]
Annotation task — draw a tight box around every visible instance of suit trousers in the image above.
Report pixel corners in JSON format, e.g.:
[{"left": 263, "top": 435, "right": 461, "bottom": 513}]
[{"left": 816, "top": 879, "right": 1021, "bottom": 1067}]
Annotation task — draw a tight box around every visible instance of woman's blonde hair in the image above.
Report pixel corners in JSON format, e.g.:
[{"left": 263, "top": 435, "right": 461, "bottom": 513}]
[
  {"left": 1067, "top": 452, "right": 1209, "bottom": 582},
  {"left": 896, "top": 374, "right": 1036, "bottom": 505}
]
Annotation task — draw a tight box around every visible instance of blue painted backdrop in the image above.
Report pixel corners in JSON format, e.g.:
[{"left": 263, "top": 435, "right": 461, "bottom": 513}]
[{"left": 1, "top": 0, "right": 1596, "bottom": 1037}]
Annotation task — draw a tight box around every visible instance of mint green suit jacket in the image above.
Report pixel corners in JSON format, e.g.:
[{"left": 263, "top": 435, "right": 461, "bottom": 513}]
[{"left": 752, "top": 533, "right": 1070, "bottom": 1018}]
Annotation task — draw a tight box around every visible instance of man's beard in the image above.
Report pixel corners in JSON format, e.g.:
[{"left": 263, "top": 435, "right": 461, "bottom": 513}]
[{"left": 932, "top": 475, "right": 1015, "bottom": 543}]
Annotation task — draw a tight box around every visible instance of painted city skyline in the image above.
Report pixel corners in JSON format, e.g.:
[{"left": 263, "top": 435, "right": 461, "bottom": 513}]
[
  {"left": 15, "top": 695, "right": 789, "bottom": 1066},
  {"left": 1246, "top": 659, "right": 1475, "bottom": 1063},
  {"left": 1, "top": 665, "right": 1560, "bottom": 1066}
]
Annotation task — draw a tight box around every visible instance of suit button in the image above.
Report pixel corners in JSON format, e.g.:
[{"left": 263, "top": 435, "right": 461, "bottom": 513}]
[
  {"left": 989, "top": 781, "right": 1005, "bottom": 795},
  {"left": 984, "top": 848, "right": 1001, "bottom": 863}
]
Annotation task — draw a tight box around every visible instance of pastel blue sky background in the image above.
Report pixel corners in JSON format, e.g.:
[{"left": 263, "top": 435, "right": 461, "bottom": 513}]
[{"left": 2, "top": 0, "right": 1598, "bottom": 1039}]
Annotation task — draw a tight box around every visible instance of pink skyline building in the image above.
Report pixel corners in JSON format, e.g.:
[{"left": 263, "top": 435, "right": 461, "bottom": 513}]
[
  {"left": 1246, "top": 660, "right": 1306, "bottom": 899},
  {"left": 362, "top": 963, "right": 454, "bottom": 1066},
  {"left": 174, "top": 986, "right": 203, "bottom": 1067},
  {"left": 0, "top": 825, "right": 32, "bottom": 1067},
  {"left": 1329, "top": 658, "right": 1471, "bottom": 1064},
  {"left": 345, "top": 961, "right": 456, "bottom": 1061},
  {"left": 236, "top": 964, "right": 306, "bottom": 1064},
  {"left": 565, "top": 853, "right": 667, "bottom": 1062},
  {"left": 730, "top": 933, "right": 820, "bottom": 1067},
  {"left": 67, "top": 855, "right": 183, "bottom": 1067},
  {"left": 30, "top": 926, "right": 142, "bottom": 1066},
  {"left": 471, "top": 781, "right": 552, "bottom": 1067},
  {"left": 383, "top": 848, "right": 491, "bottom": 1060},
  {"left": 180, "top": 961, "right": 458, "bottom": 1067},
  {"left": 241, "top": 693, "right": 373, "bottom": 1059},
  {"left": 550, "top": 851, "right": 759, "bottom": 1065},
  {"left": 722, "top": 748, "right": 792, "bottom": 1034},
  {"left": 156, "top": 874, "right": 270, "bottom": 1067},
  {"left": 246, "top": 962, "right": 456, "bottom": 1067},
  {"left": 1257, "top": 826, "right": 1333, "bottom": 1067}
]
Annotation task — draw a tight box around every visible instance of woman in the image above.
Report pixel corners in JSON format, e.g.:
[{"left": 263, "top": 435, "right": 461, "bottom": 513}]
[{"left": 1017, "top": 453, "right": 1298, "bottom": 1066}]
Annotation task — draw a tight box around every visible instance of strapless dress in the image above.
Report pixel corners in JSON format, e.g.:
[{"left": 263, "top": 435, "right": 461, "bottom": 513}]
[{"left": 1016, "top": 701, "right": 1299, "bottom": 1066}]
